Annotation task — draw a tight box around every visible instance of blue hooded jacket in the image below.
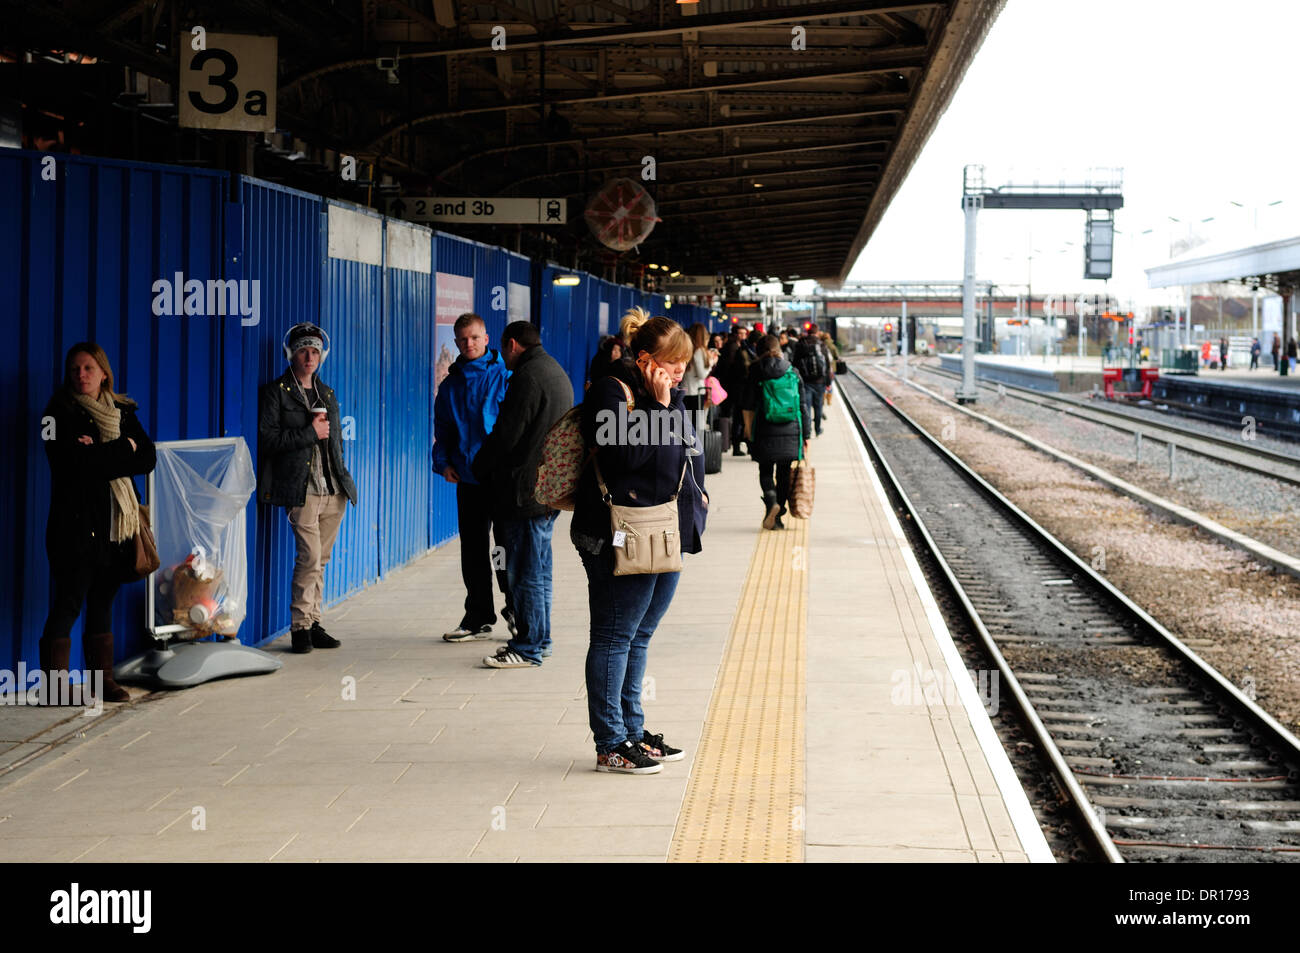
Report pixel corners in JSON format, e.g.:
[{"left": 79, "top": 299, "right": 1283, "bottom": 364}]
[{"left": 432, "top": 349, "right": 510, "bottom": 485}]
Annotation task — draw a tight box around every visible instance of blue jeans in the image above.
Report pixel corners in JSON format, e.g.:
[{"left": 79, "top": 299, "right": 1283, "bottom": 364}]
[
  {"left": 580, "top": 547, "right": 681, "bottom": 753},
  {"left": 501, "top": 512, "right": 558, "bottom": 663}
]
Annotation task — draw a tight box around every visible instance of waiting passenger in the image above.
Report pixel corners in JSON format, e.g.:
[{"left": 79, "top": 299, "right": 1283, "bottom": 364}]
[
  {"left": 681, "top": 322, "right": 714, "bottom": 418},
  {"left": 587, "top": 334, "right": 623, "bottom": 390},
  {"left": 742, "top": 334, "right": 812, "bottom": 531},
  {"left": 258, "top": 323, "right": 357, "bottom": 653},
  {"left": 433, "top": 313, "right": 515, "bottom": 642},
  {"left": 571, "top": 317, "right": 707, "bottom": 774},
  {"left": 471, "top": 321, "right": 574, "bottom": 668},
  {"left": 720, "top": 325, "right": 755, "bottom": 456},
  {"left": 793, "top": 325, "right": 830, "bottom": 437},
  {"left": 42, "top": 343, "right": 156, "bottom": 702}
]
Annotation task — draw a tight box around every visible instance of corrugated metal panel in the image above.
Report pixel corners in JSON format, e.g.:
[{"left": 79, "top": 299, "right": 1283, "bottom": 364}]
[
  {"left": 380, "top": 217, "right": 433, "bottom": 574},
  {"left": 322, "top": 200, "right": 384, "bottom": 604},
  {"left": 0, "top": 148, "right": 227, "bottom": 671},
  {"left": 232, "top": 176, "right": 323, "bottom": 645},
  {"left": 474, "top": 243, "right": 511, "bottom": 342},
  {"left": 428, "top": 232, "right": 476, "bottom": 548}
]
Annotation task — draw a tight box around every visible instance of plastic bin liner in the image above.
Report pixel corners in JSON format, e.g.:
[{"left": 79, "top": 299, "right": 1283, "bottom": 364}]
[{"left": 150, "top": 439, "right": 255, "bottom": 637}]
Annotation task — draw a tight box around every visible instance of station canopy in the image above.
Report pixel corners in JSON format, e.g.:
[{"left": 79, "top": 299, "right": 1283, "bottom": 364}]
[
  {"left": 1146, "top": 228, "right": 1300, "bottom": 293},
  {"left": 4, "top": 0, "right": 1003, "bottom": 285}
]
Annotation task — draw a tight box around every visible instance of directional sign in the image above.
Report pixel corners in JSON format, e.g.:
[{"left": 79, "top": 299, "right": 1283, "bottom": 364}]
[
  {"left": 385, "top": 197, "right": 566, "bottom": 225},
  {"left": 663, "top": 274, "right": 724, "bottom": 295},
  {"left": 179, "top": 33, "right": 277, "bottom": 132}
]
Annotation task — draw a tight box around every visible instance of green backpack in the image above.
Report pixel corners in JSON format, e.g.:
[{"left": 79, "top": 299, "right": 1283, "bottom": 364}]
[{"left": 760, "top": 368, "right": 802, "bottom": 425}]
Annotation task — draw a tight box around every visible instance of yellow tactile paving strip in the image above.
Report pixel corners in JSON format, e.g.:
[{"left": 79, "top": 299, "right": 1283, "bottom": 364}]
[{"left": 668, "top": 513, "right": 807, "bottom": 862}]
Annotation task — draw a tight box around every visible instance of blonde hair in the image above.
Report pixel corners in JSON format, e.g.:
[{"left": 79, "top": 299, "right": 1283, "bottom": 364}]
[
  {"left": 631, "top": 317, "right": 693, "bottom": 366},
  {"left": 63, "top": 342, "right": 133, "bottom": 406},
  {"left": 619, "top": 306, "right": 651, "bottom": 344}
]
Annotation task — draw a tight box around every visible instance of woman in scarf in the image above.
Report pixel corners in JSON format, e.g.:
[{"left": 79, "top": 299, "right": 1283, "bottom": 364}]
[{"left": 41, "top": 343, "right": 155, "bottom": 703}]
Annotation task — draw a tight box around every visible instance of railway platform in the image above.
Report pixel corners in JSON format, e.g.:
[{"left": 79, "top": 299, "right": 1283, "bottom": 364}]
[{"left": 0, "top": 399, "right": 1051, "bottom": 864}]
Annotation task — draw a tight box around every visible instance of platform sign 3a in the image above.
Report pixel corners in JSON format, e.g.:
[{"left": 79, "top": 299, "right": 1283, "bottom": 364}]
[
  {"left": 386, "top": 197, "right": 566, "bottom": 225},
  {"left": 179, "top": 33, "right": 277, "bottom": 132}
]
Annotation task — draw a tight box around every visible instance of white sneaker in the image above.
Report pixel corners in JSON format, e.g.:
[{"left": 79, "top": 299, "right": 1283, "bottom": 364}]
[
  {"left": 443, "top": 624, "right": 491, "bottom": 642},
  {"left": 483, "top": 647, "right": 540, "bottom": 669}
]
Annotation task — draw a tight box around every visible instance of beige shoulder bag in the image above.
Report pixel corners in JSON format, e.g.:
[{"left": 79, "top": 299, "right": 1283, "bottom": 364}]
[{"left": 593, "top": 454, "right": 689, "bottom": 576}]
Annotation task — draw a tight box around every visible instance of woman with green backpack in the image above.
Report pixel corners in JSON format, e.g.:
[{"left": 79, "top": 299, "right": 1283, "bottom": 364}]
[{"left": 741, "top": 334, "right": 812, "bottom": 530}]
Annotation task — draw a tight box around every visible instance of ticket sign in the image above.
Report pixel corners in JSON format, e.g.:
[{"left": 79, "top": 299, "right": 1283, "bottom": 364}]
[
  {"left": 386, "top": 197, "right": 566, "bottom": 225},
  {"left": 179, "top": 33, "right": 277, "bottom": 132}
]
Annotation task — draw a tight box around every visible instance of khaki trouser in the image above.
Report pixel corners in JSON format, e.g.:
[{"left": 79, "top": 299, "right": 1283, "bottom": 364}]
[{"left": 288, "top": 492, "right": 348, "bottom": 629}]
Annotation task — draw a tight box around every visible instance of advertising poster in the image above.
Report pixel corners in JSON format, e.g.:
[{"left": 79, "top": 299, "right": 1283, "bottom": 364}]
[
  {"left": 434, "top": 272, "right": 474, "bottom": 397},
  {"left": 508, "top": 281, "right": 530, "bottom": 324}
]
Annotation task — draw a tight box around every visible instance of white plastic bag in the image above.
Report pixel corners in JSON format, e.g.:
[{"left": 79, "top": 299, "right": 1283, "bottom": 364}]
[{"left": 150, "top": 439, "right": 256, "bottom": 637}]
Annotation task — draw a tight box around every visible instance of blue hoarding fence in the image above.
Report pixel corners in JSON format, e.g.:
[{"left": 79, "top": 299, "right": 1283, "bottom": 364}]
[{"left": 1, "top": 147, "right": 670, "bottom": 672}]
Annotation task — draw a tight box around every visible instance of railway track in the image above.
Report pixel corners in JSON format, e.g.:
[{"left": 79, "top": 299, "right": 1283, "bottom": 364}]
[
  {"left": 910, "top": 360, "right": 1300, "bottom": 486},
  {"left": 839, "top": 367, "right": 1300, "bottom": 862}
]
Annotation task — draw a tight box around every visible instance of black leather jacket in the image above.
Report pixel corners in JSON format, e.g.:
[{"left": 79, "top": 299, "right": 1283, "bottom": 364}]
[{"left": 257, "top": 369, "right": 358, "bottom": 508}]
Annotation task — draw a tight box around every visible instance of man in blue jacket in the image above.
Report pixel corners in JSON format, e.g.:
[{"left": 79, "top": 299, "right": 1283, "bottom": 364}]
[{"left": 433, "top": 313, "right": 515, "bottom": 641}]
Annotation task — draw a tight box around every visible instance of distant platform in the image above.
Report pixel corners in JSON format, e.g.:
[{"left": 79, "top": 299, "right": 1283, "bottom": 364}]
[
  {"left": 936, "top": 354, "right": 1104, "bottom": 393},
  {"left": 936, "top": 352, "right": 1300, "bottom": 397}
]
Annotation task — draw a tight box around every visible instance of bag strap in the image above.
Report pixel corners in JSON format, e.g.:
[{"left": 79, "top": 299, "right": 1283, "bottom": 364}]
[
  {"left": 592, "top": 375, "right": 690, "bottom": 506},
  {"left": 593, "top": 378, "right": 635, "bottom": 502}
]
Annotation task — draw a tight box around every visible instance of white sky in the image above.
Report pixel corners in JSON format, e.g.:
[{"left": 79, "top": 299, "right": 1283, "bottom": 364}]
[{"left": 834, "top": 0, "right": 1300, "bottom": 308}]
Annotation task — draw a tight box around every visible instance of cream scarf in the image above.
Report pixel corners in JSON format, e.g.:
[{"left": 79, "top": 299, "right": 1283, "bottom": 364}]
[{"left": 74, "top": 391, "right": 141, "bottom": 543}]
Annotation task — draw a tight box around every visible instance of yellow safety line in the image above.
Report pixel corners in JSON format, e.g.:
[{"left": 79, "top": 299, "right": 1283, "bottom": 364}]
[{"left": 669, "top": 514, "right": 807, "bottom": 862}]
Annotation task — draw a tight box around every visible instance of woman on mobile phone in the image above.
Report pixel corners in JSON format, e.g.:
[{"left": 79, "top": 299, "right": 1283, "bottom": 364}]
[
  {"left": 571, "top": 317, "right": 708, "bottom": 774},
  {"left": 258, "top": 323, "right": 357, "bottom": 654}
]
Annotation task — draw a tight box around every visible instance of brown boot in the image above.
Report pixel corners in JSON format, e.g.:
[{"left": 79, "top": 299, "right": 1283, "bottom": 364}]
[
  {"left": 38, "top": 636, "right": 72, "bottom": 705},
  {"left": 83, "top": 632, "right": 130, "bottom": 703}
]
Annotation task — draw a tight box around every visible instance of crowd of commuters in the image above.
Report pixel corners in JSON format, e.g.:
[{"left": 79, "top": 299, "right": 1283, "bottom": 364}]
[{"left": 39, "top": 311, "right": 833, "bottom": 774}]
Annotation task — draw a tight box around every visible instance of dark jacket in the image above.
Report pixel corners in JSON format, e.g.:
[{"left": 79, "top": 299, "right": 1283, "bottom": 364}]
[
  {"left": 794, "top": 335, "right": 830, "bottom": 386},
  {"left": 43, "top": 389, "right": 156, "bottom": 572},
  {"left": 570, "top": 360, "right": 707, "bottom": 557},
  {"left": 742, "top": 355, "right": 813, "bottom": 463},
  {"left": 720, "top": 340, "right": 754, "bottom": 399},
  {"left": 432, "top": 349, "right": 511, "bottom": 485},
  {"left": 471, "top": 345, "right": 575, "bottom": 520},
  {"left": 257, "top": 369, "right": 358, "bottom": 509}
]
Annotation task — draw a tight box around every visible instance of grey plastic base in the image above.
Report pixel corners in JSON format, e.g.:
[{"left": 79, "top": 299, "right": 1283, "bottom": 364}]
[{"left": 115, "top": 641, "right": 282, "bottom": 689}]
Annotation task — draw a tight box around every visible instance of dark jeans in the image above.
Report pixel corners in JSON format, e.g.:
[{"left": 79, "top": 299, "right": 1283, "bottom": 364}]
[
  {"left": 808, "top": 378, "right": 826, "bottom": 434},
  {"left": 580, "top": 546, "right": 681, "bottom": 752},
  {"left": 42, "top": 560, "right": 123, "bottom": 644},
  {"left": 759, "top": 459, "right": 795, "bottom": 509},
  {"left": 501, "top": 512, "right": 557, "bottom": 663},
  {"left": 455, "top": 482, "right": 513, "bottom": 628}
]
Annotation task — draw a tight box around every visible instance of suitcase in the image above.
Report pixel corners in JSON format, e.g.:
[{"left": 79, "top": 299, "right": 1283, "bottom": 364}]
[
  {"left": 835, "top": 359, "right": 848, "bottom": 376},
  {"left": 714, "top": 416, "right": 731, "bottom": 453},
  {"left": 704, "top": 427, "right": 723, "bottom": 475}
]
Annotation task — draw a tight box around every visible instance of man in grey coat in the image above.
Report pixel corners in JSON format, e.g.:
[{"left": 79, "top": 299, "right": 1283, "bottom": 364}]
[{"left": 471, "top": 321, "right": 575, "bottom": 667}]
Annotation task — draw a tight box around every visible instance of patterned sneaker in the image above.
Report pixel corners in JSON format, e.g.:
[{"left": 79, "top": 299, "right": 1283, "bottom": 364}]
[
  {"left": 596, "top": 740, "right": 663, "bottom": 774},
  {"left": 502, "top": 607, "right": 518, "bottom": 638},
  {"left": 443, "top": 624, "right": 492, "bottom": 642},
  {"left": 483, "top": 646, "right": 540, "bottom": 669},
  {"left": 639, "top": 731, "right": 685, "bottom": 762}
]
